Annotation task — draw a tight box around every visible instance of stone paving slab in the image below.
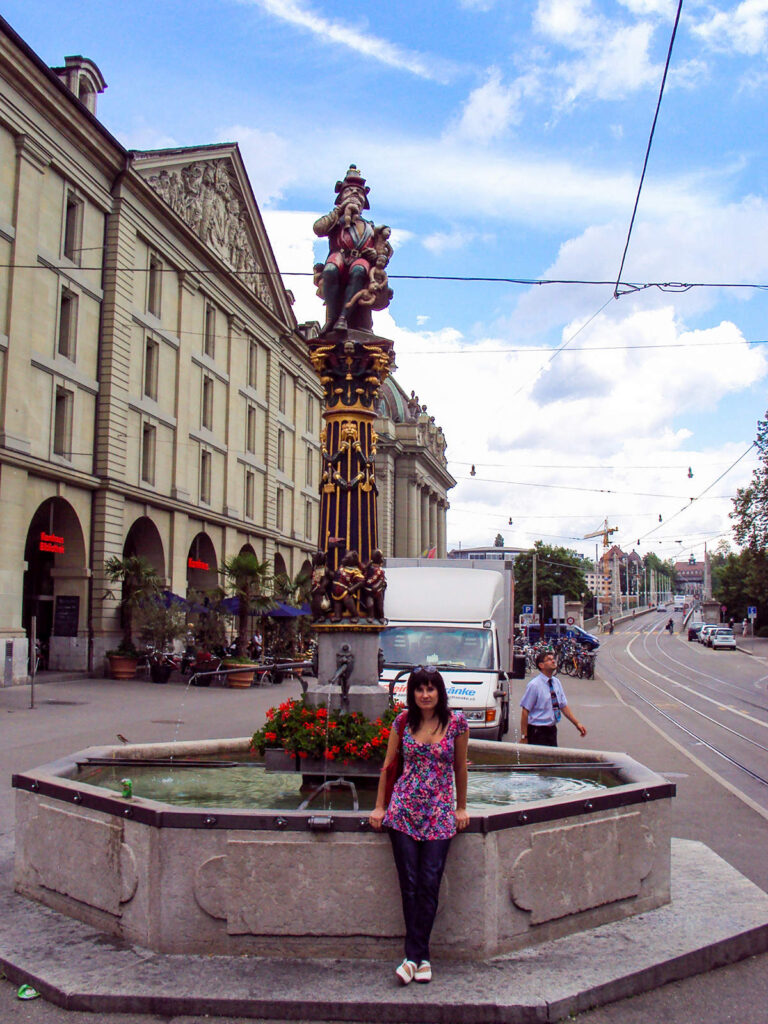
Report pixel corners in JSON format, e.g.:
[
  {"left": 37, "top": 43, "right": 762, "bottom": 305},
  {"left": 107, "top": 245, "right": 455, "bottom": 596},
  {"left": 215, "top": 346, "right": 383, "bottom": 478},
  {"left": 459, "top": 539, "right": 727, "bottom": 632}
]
[{"left": 2, "top": 840, "right": 768, "bottom": 1024}]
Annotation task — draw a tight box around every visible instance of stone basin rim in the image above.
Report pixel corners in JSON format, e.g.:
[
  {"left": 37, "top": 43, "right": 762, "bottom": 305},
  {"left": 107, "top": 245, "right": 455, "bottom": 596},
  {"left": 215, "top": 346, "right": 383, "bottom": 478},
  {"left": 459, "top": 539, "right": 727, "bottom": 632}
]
[{"left": 12, "top": 736, "right": 675, "bottom": 834}]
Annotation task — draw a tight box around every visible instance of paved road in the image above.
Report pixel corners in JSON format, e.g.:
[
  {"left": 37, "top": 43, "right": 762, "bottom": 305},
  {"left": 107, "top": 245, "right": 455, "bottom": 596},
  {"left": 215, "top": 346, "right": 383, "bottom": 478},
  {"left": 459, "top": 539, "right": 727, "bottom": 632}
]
[{"left": 2, "top": 642, "right": 768, "bottom": 1024}]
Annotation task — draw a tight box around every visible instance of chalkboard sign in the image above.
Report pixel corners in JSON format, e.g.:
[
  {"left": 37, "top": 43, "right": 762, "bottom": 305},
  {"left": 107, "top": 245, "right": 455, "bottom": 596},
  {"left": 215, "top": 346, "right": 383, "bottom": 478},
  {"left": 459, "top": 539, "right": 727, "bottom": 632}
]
[{"left": 53, "top": 595, "right": 79, "bottom": 637}]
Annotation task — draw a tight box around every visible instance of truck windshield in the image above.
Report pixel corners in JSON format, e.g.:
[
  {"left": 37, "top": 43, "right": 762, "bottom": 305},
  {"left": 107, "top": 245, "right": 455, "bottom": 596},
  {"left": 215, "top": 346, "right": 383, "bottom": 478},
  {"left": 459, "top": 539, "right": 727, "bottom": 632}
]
[{"left": 380, "top": 626, "right": 495, "bottom": 671}]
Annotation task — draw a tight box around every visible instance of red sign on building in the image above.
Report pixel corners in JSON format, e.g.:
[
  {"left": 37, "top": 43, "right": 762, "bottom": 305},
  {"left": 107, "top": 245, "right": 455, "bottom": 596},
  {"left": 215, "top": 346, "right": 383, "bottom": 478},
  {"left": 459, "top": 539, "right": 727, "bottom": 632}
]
[
  {"left": 39, "top": 532, "right": 64, "bottom": 554},
  {"left": 187, "top": 558, "right": 210, "bottom": 571}
]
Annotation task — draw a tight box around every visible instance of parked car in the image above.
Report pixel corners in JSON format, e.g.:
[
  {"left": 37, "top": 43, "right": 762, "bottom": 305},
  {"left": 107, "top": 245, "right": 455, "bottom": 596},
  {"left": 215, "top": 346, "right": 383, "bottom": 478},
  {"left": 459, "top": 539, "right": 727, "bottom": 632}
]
[
  {"left": 687, "top": 621, "right": 704, "bottom": 642},
  {"left": 523, "top": 623, "right": 600, "bottom": 651},
  {"left": 710, "top": 627, "right": 736, "bottom": 651},
  {"left": 699, "top": 624, "right": 719, "bottom": 645}
]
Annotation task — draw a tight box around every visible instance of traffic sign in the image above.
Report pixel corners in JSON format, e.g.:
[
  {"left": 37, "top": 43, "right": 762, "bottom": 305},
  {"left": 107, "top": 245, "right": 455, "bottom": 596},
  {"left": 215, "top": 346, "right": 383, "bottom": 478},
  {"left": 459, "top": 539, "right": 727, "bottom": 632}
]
[
  {"left": 552, "top": 594, "right": 565, "bottom": 620},
  {"left": 566, "top": 616, "right": 575, "bottom": 625},
  {"left": 748, "top": 606, "right": 757, "bottom": 619},
  {"left": 721, "top": 605, "right": 727, "bottom": 613},
  {"left": 522, "top": 604, "right": 533, "bottom": 614}
]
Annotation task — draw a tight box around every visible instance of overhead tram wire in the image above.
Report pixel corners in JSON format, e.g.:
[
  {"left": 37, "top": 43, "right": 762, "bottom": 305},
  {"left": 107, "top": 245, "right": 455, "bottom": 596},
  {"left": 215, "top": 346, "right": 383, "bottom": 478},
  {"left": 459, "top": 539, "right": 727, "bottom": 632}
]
[
  {"left": 613, "top": 0, "right": 685, "bottom": 299},
  {"left": 6, "top": 262, "right": 768, "bottom": 293},
  {"left": 637, "top": 442, "right": 756, "bottom": 543}
]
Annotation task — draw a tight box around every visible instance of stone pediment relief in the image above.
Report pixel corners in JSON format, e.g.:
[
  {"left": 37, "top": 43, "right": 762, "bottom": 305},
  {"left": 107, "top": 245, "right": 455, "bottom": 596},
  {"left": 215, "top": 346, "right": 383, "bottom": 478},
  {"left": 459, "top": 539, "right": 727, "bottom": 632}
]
[{"left": 138, "top": 156, "right": 275, "bottom": 312}]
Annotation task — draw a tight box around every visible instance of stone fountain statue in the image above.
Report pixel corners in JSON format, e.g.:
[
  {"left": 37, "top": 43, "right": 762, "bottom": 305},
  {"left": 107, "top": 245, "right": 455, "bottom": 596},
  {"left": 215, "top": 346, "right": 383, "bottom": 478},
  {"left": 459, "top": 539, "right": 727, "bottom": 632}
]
[
  {"left": 312, "top": 164, "right": 393, "bottom": 334},
  {"left": 301, "top": 166, "right": 394, "bottom": 716}
]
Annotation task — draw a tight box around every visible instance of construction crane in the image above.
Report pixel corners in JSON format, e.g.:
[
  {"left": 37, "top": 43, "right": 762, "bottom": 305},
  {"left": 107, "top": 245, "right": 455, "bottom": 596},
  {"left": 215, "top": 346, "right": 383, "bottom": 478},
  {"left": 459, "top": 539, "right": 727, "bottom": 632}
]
[{"left": 583, "top": 519, "right": 619, "bottom": 549}]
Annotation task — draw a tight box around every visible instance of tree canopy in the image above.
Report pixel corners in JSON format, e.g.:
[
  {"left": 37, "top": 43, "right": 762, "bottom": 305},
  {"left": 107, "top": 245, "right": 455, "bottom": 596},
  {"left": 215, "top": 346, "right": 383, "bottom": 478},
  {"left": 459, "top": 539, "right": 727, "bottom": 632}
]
[
  {"left": 513, "top": 541, "right": 591, "bottom": 618},
  {"left": 731, "top": 412, "right": 766, "bottom": 550}
]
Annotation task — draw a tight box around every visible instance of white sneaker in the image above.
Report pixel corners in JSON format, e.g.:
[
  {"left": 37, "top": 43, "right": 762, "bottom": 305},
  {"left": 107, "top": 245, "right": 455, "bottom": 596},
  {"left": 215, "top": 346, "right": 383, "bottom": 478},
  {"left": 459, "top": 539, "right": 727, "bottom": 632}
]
[
  {"left": 414, "top": 960, "right": 432, "bottom": 983},
  {"left": 395, "top": 959, "right": 416, "bottom": 985}
]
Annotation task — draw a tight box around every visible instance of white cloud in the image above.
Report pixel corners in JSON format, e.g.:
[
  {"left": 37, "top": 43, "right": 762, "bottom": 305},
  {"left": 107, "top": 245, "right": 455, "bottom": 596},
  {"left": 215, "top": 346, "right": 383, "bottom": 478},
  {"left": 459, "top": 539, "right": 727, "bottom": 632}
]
[
  {"left": 530, "top": 0, "right": 670, "bottom": 107},
  {"left": 508, "top": 193, "right": 768, "bottom": 339},
  {"left": 534, "top": 0, "right": 601, "bottom": 47},
  {"left": 422, "top": 228, "right": 493, "bottom": 255},
  {"left": 242, "top": 0, "right": 457, "bottom": 81},
  {"left": 450, "top": 68, "right": 529, "bottom": 143},
  {"left": 385, "top": 308, "right": 763, "bottom": 553},
  {"left": 261, "top": 203, "right": 764, "bottom": 556},
  {"left": 693, "top": 0, "right": 768, "bottom": 55},
  {"left": 261, "top": 209, "right": 321, "bottom": 322},
  {"left": 458, "top": 0, "right": 497, "bottom": 9},
  {"left": 222, "top": 125, "right": 295, "bottom": 207},
  {"left": 618, "top": 0, "right": 678, "bottom": 16}
]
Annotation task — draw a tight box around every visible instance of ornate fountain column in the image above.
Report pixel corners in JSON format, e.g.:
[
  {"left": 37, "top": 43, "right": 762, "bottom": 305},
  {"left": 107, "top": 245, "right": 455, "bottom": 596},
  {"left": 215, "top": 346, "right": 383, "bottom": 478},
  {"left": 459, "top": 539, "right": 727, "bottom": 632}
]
[
  {"left": 302, "top": 166, "right": 396, "bottom": 719},
  {"left": 310, "top": 334, "right": 394, "bottom": 574}
]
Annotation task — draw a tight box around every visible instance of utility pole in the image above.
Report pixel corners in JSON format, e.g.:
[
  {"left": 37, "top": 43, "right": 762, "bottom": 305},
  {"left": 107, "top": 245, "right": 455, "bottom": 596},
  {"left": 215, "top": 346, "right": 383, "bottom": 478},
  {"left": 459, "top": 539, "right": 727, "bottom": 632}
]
[{"left": 532, "top": 552, "right": 537, "bottom": 624}]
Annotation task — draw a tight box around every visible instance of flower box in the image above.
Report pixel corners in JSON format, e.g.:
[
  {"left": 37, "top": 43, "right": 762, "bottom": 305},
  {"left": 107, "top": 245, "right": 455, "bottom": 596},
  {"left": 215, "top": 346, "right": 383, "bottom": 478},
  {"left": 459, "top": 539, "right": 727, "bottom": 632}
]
[{"left": 264, "top": 747, "right": 381, "bottom": 777}]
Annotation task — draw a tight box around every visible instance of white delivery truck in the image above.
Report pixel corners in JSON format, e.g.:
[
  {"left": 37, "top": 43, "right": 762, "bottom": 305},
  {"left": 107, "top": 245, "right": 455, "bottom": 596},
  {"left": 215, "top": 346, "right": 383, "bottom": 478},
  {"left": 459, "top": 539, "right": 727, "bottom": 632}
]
[{"left": 378, "top": 559, "right": 515, "bottom": 741}]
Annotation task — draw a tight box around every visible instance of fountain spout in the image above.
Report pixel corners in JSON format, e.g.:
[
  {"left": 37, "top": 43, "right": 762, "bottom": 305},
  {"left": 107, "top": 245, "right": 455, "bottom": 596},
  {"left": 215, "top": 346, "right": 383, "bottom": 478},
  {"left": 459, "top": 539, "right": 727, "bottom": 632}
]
[{"left": 330, "top": 644, "right": 354, "bottom": 709}]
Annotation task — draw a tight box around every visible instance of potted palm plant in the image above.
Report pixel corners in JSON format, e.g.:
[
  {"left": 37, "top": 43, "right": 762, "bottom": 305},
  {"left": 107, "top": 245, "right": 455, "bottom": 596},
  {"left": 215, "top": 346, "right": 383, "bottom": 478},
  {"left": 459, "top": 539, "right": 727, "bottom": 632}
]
[
  {"left": 136, "top": 599, "right": 187, "bottom": 683},
  {"left": 220, "top": 553, "right": 274, "bottom": 687},
  {"left": 104, "top": 555, "right": 163, "bottom": 679}
]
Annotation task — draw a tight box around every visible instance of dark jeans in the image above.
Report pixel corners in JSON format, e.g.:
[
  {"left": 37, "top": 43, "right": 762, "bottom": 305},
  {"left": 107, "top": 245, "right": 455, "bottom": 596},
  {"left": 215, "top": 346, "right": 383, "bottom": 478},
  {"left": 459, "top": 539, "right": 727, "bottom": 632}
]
[
  {"left": 527, "top": 723, "right": 558, "bottom": 747},
  {"left": 389, "top": 829, "right": 452, "bottom": 964}
]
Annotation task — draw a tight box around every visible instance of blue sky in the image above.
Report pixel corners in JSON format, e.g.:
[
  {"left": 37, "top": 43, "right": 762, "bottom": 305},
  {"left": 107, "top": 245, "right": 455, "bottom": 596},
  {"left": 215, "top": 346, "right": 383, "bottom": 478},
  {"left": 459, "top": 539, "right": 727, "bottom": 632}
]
[{"left": 7, "top": 0, "right": 768, "bottom": 562}]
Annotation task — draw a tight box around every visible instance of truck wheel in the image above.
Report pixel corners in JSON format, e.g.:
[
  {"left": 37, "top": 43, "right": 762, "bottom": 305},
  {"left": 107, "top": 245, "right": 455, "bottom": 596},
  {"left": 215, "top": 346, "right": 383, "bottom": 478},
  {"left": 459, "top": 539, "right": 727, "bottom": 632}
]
[{"left": 498, "top": 701, "right": 509, "bottom": 741}]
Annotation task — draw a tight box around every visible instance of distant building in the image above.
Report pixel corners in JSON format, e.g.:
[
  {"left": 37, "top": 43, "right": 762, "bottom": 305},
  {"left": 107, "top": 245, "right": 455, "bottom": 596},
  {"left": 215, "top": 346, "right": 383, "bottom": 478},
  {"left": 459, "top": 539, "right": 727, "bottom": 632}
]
[
  {"left": 0, "top": 19, "right": 322, "bottom": 678},
  {"left": 373, "top": 377, "right": 455, "bottom": 558},
  {"left": 448, "top": 546, "right": 526, "bottom": 562},
  {"left": 674, "top": 555, "right": 704, "bottom": 599}
]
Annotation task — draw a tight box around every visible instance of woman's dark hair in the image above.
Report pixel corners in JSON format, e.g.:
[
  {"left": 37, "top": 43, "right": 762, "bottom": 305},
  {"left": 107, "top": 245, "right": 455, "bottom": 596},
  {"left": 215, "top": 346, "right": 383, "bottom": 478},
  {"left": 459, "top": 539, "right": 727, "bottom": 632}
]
[{"left": 406, "top": 667, "right": 450, "bottom": 734}]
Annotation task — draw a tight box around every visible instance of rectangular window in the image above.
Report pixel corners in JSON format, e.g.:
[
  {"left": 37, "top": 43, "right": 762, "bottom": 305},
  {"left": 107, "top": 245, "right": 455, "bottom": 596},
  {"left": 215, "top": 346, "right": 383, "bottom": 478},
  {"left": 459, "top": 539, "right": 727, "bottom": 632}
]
[
  {"left": 305, "top": 499, "right": 313, "bottom": 541},
  {"left": 144, "top": 337, "right": 159, "bottom": 400},
  {"left": 278, "top": 369, "right": 287, "bottom": 413},
  {"left": 53, "top": 386, "right": 73, "bottom": 457},
  {"left": 305, "top": 444, "right": 313, "bottom": 487},
  {"left": 148, "top": 254, "right": 162, "bottom": 317},
  {"left": 63, "top": 191, "right": 82, "bottom": 265},
  {"left": 277, "top": 428, "right": 285, "bottom": 472},
  {"left": 306, "top": 396, "right": 314, "bottom": 433},
  {"left": 141, "top": 423, "right": 156, "bottom": 485},
  {"left": 275, "top": 487, "right": 284, "bottom": 531},
  {"left": 246, "top": 405, "right": 256, "bottom": 454},
  {"left": 245, "top": 470, "right": 255, "bottom": 520},
  {"left": 200, "top": 450, "right": 211, "bottom": 505},
  {"left": 248, "top": 337, "right": 258, "bottom": 390},
  {"left": 57, "top": 289, "right": 77, "bottom": 360},
  {"left": 204, "top": 303, "right": 215, "bottom": 358},
  {"left": 202, "top": 376, "right": 213, "bottom": 430}
]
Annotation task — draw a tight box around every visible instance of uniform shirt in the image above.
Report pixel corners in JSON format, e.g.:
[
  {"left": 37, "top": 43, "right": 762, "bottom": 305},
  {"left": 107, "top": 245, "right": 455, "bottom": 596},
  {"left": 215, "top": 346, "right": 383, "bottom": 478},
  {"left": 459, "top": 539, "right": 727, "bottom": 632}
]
[{"left": 519, "top": 673, "right": 567, "bottom": 726}]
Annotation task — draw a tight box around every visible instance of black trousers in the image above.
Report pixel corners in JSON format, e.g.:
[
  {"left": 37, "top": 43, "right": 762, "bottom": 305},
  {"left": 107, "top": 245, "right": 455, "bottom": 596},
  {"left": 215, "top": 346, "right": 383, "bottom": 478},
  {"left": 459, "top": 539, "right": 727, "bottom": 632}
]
[
  {"left": 527, "top": 723, "right": 558, "bottom": 747},
  {"left": 389, "top": 829, "right": 452, "bottom": 963}
]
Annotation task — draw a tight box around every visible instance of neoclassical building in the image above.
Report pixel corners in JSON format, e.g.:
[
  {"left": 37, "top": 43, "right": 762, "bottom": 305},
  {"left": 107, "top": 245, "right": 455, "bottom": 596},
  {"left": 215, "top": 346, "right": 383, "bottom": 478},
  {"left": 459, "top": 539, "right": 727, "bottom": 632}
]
[
  {"left": 373, "top": 378, "right": 455, "bottom": 558},
  {"left": 0, "top": 19, "right": 323, "bottom": 679}
]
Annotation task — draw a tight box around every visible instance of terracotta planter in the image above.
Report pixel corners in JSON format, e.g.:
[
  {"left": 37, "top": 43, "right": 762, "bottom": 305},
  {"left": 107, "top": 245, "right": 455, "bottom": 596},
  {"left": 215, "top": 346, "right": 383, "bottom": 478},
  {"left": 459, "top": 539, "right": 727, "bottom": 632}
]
[
  {"left": 224, "top": 663, "right": 256, "bottom": 688},
  {"left": 107, "top": 655, "right": 138, "bottom": 680}
]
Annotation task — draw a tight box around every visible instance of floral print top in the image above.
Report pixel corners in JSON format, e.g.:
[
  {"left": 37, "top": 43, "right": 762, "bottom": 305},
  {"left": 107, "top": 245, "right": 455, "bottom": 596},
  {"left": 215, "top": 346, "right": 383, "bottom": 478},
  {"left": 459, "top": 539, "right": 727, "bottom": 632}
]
[{"left": 383, "top": 710, "right": 468, "bottom": 840}]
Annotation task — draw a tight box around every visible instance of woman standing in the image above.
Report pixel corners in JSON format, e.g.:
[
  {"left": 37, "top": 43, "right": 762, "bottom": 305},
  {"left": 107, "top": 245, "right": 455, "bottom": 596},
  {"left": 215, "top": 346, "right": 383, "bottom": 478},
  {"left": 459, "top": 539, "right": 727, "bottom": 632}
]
[{"left": 369, "top": 667, "right": 469, "bottom": 985}]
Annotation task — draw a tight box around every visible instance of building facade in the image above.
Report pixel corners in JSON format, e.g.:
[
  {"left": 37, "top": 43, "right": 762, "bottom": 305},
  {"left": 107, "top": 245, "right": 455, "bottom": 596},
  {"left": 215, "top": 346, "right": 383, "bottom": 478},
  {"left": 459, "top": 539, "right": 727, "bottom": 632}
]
[
  {"left": 372, "top": 377, "right": 455, "bottom": 558},
  {"left": 0, "top": 20, "right": 323, "bottom": 679}
]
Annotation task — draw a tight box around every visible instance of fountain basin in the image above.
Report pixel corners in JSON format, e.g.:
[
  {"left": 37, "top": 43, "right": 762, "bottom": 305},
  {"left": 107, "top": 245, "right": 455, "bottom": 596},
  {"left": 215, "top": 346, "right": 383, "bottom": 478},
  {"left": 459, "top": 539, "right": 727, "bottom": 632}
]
[{"left": 13, "top": 737, "right": 674, "bottom": 960}]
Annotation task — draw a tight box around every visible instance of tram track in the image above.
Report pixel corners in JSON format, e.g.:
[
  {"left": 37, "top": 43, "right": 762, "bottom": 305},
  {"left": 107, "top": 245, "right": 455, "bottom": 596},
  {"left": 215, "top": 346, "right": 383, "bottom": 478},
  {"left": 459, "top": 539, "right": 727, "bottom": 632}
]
[
  {"left": 616, "top": 620, "right": 768, "bottom": 729},
  {"left": 640, "top": 620, "right": 768, "bottom": 715},
  {"left": 599, "top": 627, "right": 768, "bottom": 793}
]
